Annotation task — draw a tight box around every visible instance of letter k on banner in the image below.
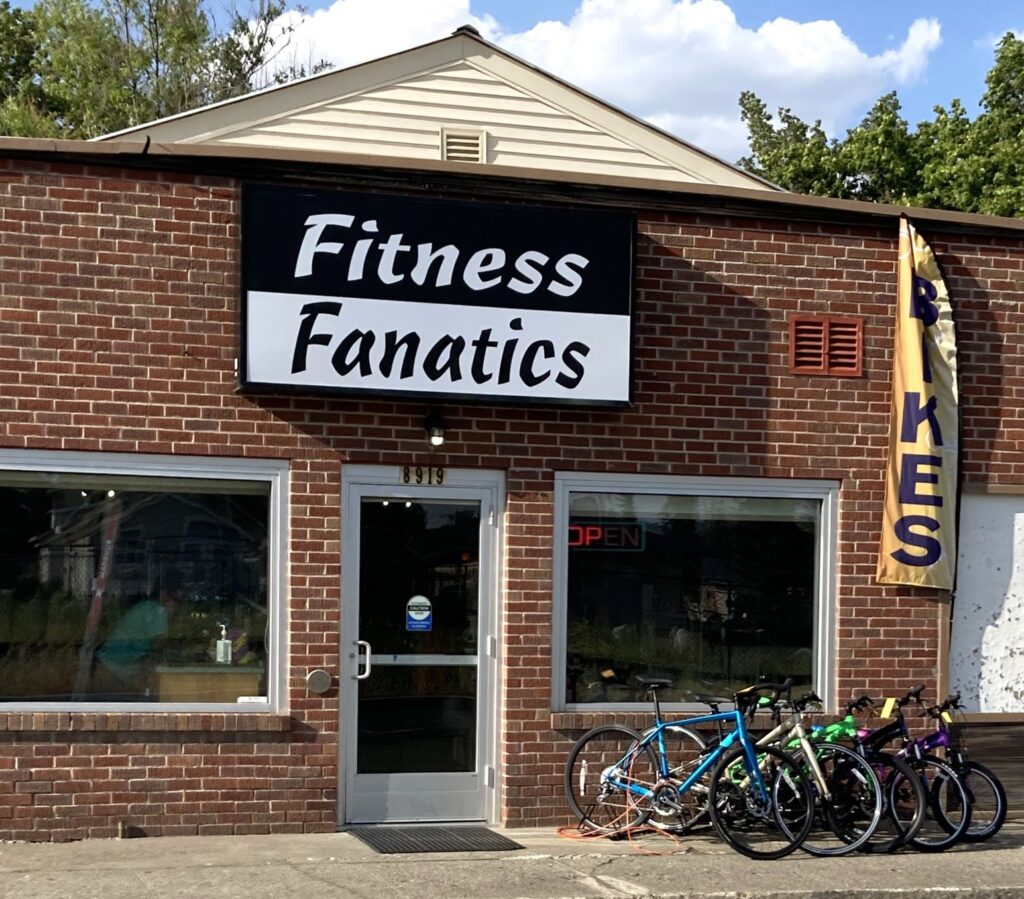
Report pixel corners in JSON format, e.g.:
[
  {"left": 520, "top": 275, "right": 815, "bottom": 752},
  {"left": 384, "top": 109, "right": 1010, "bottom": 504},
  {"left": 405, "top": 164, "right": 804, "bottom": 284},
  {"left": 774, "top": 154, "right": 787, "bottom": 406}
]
[{"left": 877, "top": 216, "right": 960, "bottom": 589}]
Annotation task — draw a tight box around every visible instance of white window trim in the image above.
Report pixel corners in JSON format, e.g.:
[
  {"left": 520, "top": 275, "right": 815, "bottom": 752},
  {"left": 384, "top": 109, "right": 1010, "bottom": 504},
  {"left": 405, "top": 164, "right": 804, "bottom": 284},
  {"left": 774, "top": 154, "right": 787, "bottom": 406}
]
[
  {"left": 0, "top": 449, "right": 288, "bottom": 714},
  {"left": 552, "top": 472, "right": 838, "bottom": 713}
]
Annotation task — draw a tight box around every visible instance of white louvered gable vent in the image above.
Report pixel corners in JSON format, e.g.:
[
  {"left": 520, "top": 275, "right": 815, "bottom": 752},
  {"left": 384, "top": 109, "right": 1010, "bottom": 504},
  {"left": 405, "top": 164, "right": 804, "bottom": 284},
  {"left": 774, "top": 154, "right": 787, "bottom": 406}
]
[{"left": 441, "top": 128, "right": 486, "bottom": 163}]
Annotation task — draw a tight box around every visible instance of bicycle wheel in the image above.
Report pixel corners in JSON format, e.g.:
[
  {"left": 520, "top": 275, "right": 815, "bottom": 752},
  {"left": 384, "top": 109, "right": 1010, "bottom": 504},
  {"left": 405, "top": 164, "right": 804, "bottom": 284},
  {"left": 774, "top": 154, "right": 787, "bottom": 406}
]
[
  {"left": 791, "top": 742, "right": 883, "bottom": 857},
  {"left": 645, "top": 724, "right": 711, "bottom": 834},
  {"left": 707, "top": 744, "right": 815, "bottom": 860},
  {"left": 858, "top": 752, "right": 927, "bottom": 853},
  {"left": 907, "top": 754, "right": 971, "bottom": 852},
  {"left": 955, "top": 760, "right": 1007, "bottom": 843},
  {"left": 564, "top": 725, "right": 656, "bottom": 834}
]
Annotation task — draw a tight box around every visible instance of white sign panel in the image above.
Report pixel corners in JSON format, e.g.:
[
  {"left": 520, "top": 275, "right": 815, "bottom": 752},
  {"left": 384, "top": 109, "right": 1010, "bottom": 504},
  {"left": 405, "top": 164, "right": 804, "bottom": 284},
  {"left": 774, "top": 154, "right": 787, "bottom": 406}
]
[{"left": 240, "top": 185, "right": 634, "bottom": 406}]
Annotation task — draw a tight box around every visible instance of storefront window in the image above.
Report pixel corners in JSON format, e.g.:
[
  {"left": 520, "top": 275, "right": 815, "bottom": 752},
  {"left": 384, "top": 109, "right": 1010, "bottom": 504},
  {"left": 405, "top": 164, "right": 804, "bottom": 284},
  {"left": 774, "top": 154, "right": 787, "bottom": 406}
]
[
  {"left": 558, "top": 477, "right": 833, "bottom": 706},
  {"left": 0, "top": 468, "right": 273, "bottom": 705}
]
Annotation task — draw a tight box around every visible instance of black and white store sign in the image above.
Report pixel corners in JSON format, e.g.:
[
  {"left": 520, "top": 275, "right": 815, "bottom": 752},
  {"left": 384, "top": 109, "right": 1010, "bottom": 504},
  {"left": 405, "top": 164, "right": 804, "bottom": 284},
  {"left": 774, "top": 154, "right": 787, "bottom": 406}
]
[{"left": 240, "top": 184, "right": 634, "bottom": 405}]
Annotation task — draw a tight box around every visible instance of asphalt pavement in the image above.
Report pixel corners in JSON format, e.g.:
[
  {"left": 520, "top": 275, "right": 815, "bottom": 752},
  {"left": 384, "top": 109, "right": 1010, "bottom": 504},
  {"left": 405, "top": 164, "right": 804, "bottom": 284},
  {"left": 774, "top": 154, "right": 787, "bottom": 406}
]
[{"left": 1, "top": 823, "right": 1023, "bottom": 899}]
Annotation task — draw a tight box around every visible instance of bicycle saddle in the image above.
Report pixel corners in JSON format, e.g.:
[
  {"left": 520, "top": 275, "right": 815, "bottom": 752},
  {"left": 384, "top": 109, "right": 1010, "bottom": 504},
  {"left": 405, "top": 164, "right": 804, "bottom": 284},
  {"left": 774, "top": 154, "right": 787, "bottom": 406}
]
[{"left": 635, "top": 676, "right": 674, "bottom": 689}]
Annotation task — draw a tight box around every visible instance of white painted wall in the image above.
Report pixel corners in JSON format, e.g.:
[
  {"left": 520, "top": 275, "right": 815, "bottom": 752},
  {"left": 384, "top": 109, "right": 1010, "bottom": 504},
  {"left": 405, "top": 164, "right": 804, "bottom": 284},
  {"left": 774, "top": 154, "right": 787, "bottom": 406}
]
[{"left": 949, "top": 493, "right": 1024, "bottom": 712}]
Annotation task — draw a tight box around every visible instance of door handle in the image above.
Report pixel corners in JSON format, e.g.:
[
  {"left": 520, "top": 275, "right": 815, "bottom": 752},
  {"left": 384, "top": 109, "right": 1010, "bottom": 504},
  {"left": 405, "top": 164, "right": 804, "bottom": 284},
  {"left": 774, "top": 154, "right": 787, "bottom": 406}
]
[{"left": 355, "top": 640, "right": 372, "bottom": 680}]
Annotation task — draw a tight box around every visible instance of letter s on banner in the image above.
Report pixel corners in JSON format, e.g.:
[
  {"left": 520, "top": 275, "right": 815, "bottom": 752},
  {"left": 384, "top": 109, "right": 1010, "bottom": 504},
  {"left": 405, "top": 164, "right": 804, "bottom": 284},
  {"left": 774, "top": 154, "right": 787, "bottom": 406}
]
[{"left": 876, "top": 217, "right": 959, "bottom": 589}]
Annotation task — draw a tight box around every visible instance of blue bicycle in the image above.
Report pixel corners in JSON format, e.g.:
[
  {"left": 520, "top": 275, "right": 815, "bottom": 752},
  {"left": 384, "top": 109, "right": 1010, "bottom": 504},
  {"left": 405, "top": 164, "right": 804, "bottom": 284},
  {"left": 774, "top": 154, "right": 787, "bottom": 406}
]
[{"left": 564, "top": 678, "right": 815, "bottom": 860}]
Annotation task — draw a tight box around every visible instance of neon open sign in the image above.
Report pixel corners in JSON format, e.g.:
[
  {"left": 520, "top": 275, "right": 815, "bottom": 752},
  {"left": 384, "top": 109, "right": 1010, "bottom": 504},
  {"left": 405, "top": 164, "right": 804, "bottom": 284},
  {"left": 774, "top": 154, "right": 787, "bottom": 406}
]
[{"left": 567, "top": 521, "right": 646, "bottom": 551}]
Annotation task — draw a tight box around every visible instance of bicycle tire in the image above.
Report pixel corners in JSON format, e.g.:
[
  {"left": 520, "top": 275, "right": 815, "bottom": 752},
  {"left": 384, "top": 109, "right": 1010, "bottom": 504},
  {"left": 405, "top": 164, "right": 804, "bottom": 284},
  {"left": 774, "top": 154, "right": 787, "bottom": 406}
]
[
  {"left": 790, "top": 741, "right": 884, "bottom": 857},
  {"left": 906, "top": 754, "right": 971, "bottom": 852},
  {"left": 644, "top": 724, "right": 711, "bottom": 834},
  {"left": 564, "top": 724, "right": 656, "bottom": 834},
  {"left": 857, "top": 751, "right": 927, "bottom": 854},
  {"left": 707, "top": 744, "right": 815, "bottom": 861},
  {"left": 954, "top": 760, "right": 1007, "bottom": 843}
]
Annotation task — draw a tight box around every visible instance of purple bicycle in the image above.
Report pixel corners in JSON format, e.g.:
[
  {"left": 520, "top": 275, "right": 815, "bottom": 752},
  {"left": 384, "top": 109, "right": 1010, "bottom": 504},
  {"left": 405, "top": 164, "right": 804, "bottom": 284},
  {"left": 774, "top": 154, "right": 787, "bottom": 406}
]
[
  {"left": 918, "top": 692, "right": 1007, "bottom": 843},
  {"left": 853, "top": 685, "right": 972, "bottom": 852}
]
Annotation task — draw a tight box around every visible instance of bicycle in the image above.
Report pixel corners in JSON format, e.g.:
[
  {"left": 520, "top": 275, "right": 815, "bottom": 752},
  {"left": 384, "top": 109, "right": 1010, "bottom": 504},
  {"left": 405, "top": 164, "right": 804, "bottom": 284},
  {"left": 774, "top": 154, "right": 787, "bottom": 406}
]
[
  {"left": 853, "top": 685, "right": 972, "bottom": 852},
  {"left": 822, "top": 695, "right": 928, "bottom": 854},
  {"left": 564, "top": 677, "right": 815, "bottom": 860},
  {"left": 918, "top": 692, "right": 1007, "bottom": 843},
  {"left": 651, "top": 685, "right": 884, "bottom": 855},
  {"left": 758, "top": 689, "right": 884, "bottom": 856}
]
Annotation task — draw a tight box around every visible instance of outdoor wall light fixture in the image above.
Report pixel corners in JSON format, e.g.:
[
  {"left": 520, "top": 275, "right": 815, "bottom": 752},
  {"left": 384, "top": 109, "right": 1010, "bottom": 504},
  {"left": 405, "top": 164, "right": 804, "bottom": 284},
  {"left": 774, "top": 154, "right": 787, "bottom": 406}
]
[{"left": 425, "top": 410, "right": 445, "bottom": 447}]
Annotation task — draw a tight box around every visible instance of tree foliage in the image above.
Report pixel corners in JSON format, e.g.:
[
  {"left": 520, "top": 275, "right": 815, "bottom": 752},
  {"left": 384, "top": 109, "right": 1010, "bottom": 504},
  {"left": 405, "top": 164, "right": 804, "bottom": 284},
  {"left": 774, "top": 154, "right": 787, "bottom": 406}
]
[
  {"left": 0, "top": 0, "right": 321, "bottom": 138},
  {"left": 737, "top": 33, "right": 1024, "bottom": 217}
]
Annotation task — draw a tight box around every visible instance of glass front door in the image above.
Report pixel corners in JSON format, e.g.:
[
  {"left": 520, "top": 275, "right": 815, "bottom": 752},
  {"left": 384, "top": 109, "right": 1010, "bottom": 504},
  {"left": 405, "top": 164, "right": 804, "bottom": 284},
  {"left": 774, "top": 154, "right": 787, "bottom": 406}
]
[{"left": 342, "top": 472, "right": 498, "bottom": 823}]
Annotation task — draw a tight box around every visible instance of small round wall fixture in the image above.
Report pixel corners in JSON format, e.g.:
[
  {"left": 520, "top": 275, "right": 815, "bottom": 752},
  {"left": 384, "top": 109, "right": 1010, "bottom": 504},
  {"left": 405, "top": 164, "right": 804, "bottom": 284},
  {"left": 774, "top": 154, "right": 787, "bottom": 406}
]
[
  {"left": 425, "top": 409, "right": 445, "bottom": 447},
  {"left": 306, "top": 668, "right": 333, "bottom": 695}
]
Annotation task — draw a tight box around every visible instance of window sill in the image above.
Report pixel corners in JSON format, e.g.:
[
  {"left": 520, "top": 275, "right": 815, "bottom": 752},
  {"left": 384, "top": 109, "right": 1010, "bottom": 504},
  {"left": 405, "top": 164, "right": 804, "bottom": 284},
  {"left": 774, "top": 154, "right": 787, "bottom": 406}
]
[
  {"left": 0, "top": 712, "right": 292, "bottom": 733},
  {"left": 551, "top": 710, "right": 832, "bottom": 732},
  {"left": 551, "top": 711, "right": 653, "bottom": 731}
]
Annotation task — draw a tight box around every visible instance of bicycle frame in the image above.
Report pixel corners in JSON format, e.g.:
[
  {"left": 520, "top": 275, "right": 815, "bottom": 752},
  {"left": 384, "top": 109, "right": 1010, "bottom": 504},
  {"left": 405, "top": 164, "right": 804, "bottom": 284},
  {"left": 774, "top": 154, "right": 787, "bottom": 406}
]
[
  {"left": 909, "top": 724, "right": 951, "bottom": 758},
  {"left": 611, "top": 705, "right": 771, "bottom": 803},
  {"left": 756, "top": 708, "right": 831, "bottom": 798}
]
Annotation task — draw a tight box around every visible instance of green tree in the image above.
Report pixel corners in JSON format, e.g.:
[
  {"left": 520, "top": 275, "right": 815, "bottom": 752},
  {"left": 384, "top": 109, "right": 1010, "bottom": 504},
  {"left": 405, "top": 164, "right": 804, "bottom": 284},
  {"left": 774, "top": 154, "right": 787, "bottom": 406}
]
[
  {"left": 737, "top": 32, "right": 1024, "bottom": 217},
  {"left": 0, "top": 0, "right": 301, "bottom": 137},
  {"left": 31, "top": 0, "right": 133, "bottom": 136},
  {"left": 737, "top": 90, "right": 843, "bottom": 195},
  {"left": 0, "top": 1, "right": 35, "bottom": 100},
  {"left": 912, "top": 99, "right": 983, "bottom": 213},
  {"left": 969, "top": 33, "right": 1024, "bottom": 216},
  {"left": 837, "top": 92, "right": 919, "bottom": 204},
  {"left": 102, "top": 0, "right": 214, "bottom": 122},
  {"left": 0, "top": 0, "right": 61, "bottom": 136}
]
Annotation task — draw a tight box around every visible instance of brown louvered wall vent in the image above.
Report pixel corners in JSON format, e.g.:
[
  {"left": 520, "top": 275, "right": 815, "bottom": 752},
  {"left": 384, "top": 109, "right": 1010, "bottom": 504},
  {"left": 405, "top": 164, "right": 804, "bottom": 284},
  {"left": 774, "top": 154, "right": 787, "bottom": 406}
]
[{"left": 789, "top": 316, "right": 863, "bottom": 377}]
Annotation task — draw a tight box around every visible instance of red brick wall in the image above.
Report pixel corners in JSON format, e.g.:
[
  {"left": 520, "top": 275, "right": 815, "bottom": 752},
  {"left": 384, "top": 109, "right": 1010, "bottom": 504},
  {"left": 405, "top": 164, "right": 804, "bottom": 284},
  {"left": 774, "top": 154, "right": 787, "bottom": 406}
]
[{"left": 0, "top": 157, "right": 1021, "bottom": 838}]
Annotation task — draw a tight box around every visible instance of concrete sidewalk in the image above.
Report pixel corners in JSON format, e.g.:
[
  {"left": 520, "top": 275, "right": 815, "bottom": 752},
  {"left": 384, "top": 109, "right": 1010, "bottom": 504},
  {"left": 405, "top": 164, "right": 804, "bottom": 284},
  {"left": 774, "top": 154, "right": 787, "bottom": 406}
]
[{"left": 1, "top": 824, "right": 1023, "bottom": 899}]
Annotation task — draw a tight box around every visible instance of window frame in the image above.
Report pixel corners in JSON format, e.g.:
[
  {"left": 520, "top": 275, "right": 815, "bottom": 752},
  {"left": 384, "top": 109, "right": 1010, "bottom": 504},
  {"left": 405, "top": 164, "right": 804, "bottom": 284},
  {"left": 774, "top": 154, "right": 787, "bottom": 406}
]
[
  {"left": 552, "top": 472, "right": 838, "bottom": 713},
  {"left": 0, "top": 449, "right": 288, "bottom": 714}
]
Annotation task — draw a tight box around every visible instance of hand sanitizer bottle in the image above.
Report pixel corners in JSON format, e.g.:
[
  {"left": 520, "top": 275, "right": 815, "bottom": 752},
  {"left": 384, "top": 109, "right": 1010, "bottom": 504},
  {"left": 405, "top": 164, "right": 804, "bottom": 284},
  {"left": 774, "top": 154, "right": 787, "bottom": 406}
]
[{"left": 216, "top": 623, "right": 232, "bottom": 664}]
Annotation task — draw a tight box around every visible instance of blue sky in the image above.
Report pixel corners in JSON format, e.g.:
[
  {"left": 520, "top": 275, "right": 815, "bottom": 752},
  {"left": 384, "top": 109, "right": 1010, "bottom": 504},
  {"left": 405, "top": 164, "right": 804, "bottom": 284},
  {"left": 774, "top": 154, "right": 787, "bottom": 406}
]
[
  {"left": 258, "top": 0, "right": 1023, "bottom": 161},
  {"left": 25, "top": 0, "right": 1024, "bottom": 161},
  {"left": 467, "top": 0, "right": 1017, "bottom": 124},
  {"left": 721, "top": 1, "right": 1015, "bottom": 122}
]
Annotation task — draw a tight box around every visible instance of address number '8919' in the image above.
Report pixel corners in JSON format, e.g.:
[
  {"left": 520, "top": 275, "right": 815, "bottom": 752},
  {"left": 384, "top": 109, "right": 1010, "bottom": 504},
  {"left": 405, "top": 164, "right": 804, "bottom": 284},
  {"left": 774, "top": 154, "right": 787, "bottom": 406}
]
[{"left": 400, "top": 466, "right": 445, "bottom": 485}]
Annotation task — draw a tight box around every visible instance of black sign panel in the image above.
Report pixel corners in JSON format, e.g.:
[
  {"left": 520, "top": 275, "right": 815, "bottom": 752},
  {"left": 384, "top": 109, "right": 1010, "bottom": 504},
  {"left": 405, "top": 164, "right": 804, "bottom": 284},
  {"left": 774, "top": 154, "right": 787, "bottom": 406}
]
[{"left": 240, "top": 183, "right": 634, "bottom": 405}]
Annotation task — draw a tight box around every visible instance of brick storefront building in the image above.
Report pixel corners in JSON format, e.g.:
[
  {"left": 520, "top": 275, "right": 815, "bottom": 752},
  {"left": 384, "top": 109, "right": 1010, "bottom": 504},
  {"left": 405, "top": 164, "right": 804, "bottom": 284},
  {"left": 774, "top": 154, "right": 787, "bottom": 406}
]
[{"left": 0, "top": 137, "right": 1021, "bottom": 841}]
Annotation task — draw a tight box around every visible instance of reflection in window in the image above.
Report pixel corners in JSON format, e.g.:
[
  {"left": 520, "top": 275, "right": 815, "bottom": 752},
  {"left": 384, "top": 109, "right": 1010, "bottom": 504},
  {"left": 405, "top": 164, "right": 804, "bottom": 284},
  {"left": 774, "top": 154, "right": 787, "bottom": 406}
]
[
  {"left": 0, "top": 474, "right": 269, "bottom": 703},
  {"left": 565, "top": 492, "right": 818, "bottom": 704}
]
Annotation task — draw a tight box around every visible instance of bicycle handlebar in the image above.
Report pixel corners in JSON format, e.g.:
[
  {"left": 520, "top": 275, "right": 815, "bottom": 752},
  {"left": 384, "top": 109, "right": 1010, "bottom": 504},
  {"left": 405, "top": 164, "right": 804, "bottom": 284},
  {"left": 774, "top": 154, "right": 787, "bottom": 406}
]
[
  {"left": 846, "top": 683, "right": 927, "bottom": 718},
  {"left": 791, "top": 691, "right": 823, "bottom": 711},
  {"left": 897, "top": 684, "right": 927, "bottom": 708},
  {"left": 923, "top": 690, "right": 964, "bottom": 719},
  {"left": 845, "top": 693, "right": 873, "bottom": 714}
]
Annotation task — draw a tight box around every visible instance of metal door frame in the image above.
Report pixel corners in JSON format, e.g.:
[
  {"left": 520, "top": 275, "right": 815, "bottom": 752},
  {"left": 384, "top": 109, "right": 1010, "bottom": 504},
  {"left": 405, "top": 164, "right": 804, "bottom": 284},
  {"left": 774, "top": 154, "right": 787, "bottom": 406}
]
[{"left": 338, "top": 465, "right": 503, "bottom": 826}]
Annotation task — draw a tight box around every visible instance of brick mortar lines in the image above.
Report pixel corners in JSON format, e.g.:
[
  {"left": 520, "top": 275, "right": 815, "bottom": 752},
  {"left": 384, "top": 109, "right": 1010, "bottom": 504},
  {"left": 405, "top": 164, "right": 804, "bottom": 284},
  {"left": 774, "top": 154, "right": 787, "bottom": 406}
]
[{"left": 0, "top": 161, "right": 1022, "bottom": 834}]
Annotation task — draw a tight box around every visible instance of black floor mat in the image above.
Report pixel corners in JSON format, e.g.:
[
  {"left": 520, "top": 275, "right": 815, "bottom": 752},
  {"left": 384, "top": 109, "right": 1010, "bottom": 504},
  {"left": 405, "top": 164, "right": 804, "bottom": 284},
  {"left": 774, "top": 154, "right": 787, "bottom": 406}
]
[{"left": 349, "top": 825, "right": 525, "bottom": 854}]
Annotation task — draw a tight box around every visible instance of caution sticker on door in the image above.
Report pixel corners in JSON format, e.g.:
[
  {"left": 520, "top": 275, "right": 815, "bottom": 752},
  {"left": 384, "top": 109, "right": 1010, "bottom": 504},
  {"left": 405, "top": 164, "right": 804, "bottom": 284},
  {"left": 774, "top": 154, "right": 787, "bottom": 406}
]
[{"left": 406, "top": 595, "right": 433, "bottom": 632}]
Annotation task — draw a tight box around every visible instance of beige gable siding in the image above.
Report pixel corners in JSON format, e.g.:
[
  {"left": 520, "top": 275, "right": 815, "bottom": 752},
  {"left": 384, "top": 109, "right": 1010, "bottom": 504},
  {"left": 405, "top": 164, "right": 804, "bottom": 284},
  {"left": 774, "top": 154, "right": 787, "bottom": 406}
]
[
  {"left": 199, "top": 63, "right": 698, "bottom": 182},
  {"left": 98, "top": 33, "right": 771, "bottom": 189}
]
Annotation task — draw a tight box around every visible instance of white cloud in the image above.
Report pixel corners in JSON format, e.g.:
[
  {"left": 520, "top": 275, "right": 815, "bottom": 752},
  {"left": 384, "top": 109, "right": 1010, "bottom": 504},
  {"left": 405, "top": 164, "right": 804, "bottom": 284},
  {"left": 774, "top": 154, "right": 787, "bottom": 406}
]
[
  {"left": 266, "top": 0, "right": 942, "bottom": 163},
  {"left": 973, "top": 29, "right": 1024, "bottom": 49},
  {"left": 266, "top": 0, "right": 499, "bottom": 74}
]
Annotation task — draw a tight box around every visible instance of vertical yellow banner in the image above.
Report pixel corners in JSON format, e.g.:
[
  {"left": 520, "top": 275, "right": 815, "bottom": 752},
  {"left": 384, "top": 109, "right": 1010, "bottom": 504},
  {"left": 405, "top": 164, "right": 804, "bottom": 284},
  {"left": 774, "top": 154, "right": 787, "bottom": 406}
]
[{"left": 877, "top": 217, "right": 959, "bottom": 588}]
